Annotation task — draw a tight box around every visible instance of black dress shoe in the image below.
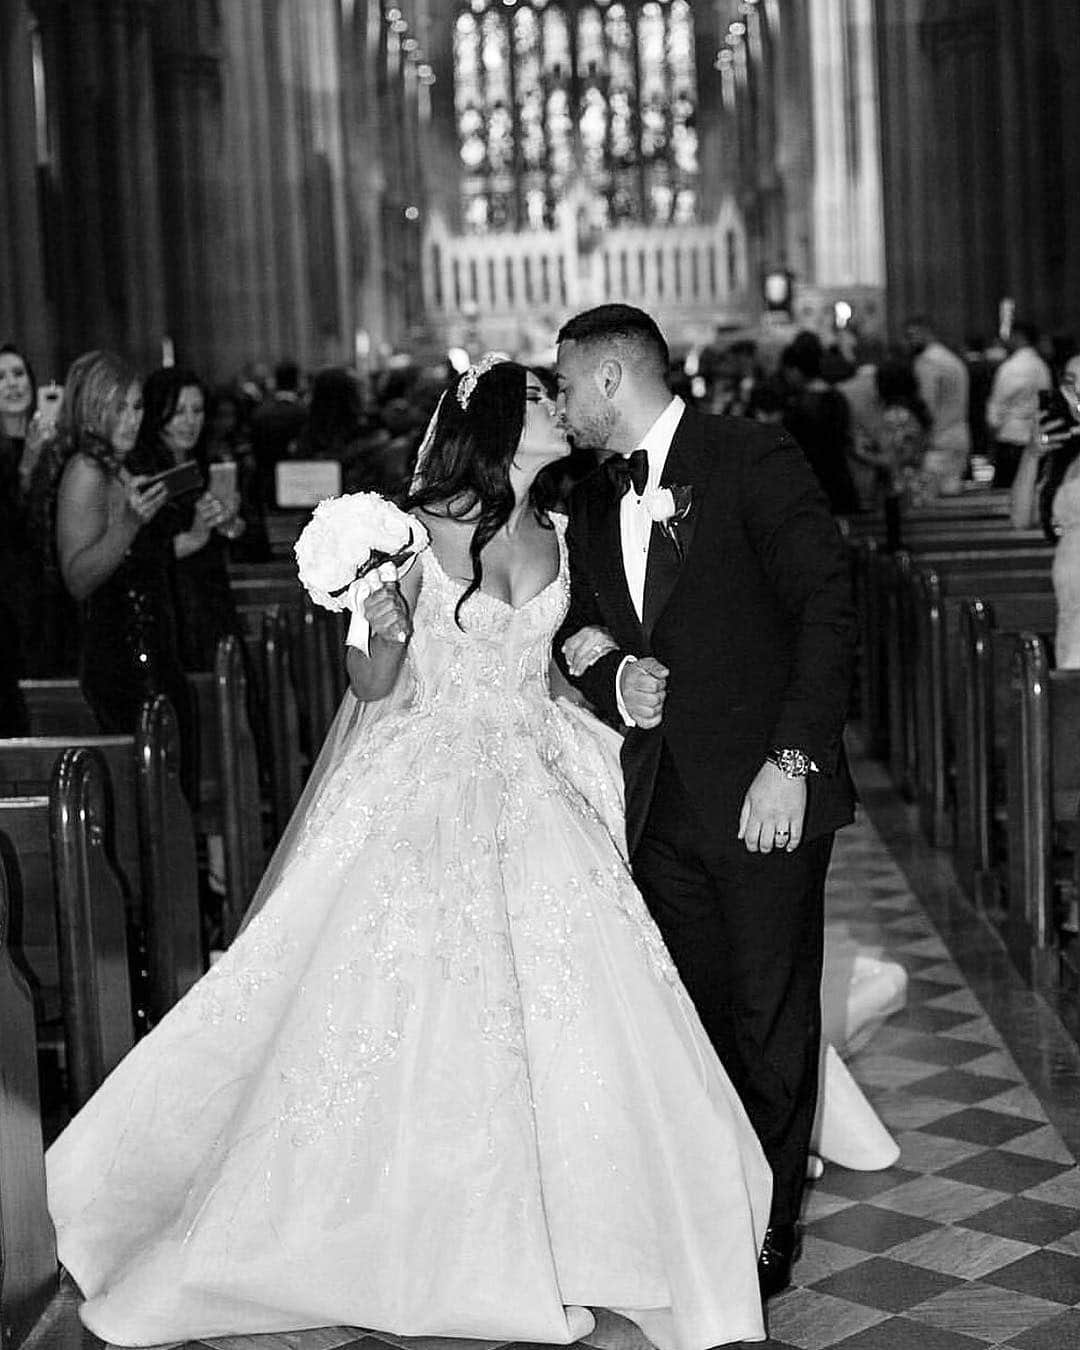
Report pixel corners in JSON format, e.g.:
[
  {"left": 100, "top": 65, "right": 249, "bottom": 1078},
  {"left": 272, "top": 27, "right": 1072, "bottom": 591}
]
[{"left": 757, "top": 1222, "right": 801, "bottom": 1299}]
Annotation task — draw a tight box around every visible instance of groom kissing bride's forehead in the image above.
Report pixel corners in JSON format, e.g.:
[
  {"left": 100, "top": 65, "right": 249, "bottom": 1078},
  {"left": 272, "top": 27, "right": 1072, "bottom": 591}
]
[{"left": 554, "top": 301, "right": 858, "bottom": 1298}]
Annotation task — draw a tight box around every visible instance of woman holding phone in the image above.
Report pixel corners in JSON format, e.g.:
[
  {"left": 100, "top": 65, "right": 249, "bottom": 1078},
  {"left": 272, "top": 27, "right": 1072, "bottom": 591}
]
[
  {"left": 1010, "top": 352, "right": 1080, "bottom": 665},
  {"left": 134, "top": 367, "right": 244, "bottom": 671},
  {"left": 53, "top": 351, "right": 194, "bottom": 763}
]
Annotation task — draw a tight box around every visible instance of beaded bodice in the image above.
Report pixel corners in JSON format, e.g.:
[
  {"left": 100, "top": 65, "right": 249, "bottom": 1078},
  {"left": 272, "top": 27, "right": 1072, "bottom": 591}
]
[{"left": 404, "top": 514, "right": 570, "bottom": 721}]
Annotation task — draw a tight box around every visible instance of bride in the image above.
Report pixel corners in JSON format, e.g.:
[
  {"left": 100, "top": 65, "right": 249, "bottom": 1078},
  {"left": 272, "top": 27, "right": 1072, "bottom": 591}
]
[{"left": 47, "top": 359, "right": 774, "bottom": 1349}]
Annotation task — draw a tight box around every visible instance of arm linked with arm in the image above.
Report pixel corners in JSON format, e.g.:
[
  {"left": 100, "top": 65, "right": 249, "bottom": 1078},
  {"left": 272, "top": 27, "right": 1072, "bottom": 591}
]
[{"left": 552, "top": 504, "right": 629, "bottom": 725}]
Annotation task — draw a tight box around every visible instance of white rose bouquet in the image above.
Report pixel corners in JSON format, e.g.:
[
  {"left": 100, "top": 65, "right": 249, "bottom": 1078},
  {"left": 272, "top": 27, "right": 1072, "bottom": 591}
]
[{"left": 294, "top": 492, "right": 429, "bottom": 653}]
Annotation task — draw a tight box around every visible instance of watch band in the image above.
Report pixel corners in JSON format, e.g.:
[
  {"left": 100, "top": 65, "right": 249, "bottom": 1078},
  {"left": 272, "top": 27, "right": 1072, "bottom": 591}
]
[{"left": 767, "top": 747, "right": 812, "bottom": 778}]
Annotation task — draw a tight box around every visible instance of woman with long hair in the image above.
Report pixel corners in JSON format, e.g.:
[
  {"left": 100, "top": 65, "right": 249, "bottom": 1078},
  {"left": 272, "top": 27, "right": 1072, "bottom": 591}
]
[
  {"left": 133, "top": 367, "right": 244, "bottom": 671},
  {"left": 52, "top": 351, "right": 192, "bottom": 756},
  {"left": 47, "top": 356, "right": 771, "bottom": 1350}
]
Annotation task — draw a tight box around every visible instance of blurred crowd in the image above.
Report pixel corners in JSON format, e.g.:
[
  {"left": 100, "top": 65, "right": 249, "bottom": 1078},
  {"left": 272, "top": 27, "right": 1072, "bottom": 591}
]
[
  {"left": 679, "top": 315, "right": 1073, "bottom": 516},
  {"left": 0, "top": 347, "right": 444, "bottom": 741},
  {"left": 0, "top": 315, "right": 1073, "bottom": 744}
]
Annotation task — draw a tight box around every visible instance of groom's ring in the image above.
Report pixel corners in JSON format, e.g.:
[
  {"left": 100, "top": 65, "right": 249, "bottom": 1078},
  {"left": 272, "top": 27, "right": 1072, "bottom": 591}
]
[{"left": 775, "top": 829, "right": 790, "bottom": 840}]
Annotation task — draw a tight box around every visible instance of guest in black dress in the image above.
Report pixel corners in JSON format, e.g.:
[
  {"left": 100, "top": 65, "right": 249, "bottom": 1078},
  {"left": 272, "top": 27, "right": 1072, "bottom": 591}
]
[
  {"left": 0, "top": 342, "right": 73, "bottom": 675},
  {"left": 133, "top": 368, "right": 245, "bottom": 672},
  {"left": 780, "top": 333, "right": 859, "bottom": 515},
  {"left": 52, "top": 352, "right": 191, "bottom": 759}
]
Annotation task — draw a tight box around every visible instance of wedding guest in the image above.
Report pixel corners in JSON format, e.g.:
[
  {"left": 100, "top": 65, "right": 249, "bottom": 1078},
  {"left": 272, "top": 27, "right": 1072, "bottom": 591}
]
[
  {"left": 986, "top": 320, "right": 1052, "bottom": 488},
  {"left": 904, "top": 316, "right": 971, "bottom": 494},
  {"left": 838, "top": 337, "right": 887, "bottom": 510},
  {"left": 1009, "top": 354, "right": 1080, "bottom": 666},
  {"left": 52, "top": 352, "right": 191, "bottom": 759},
  {"left": 963, "top": 334, "right": 996, "bottom": 465},
  {"left": 780, "top": 332, "right": 858, "bottom": 514},
  {"left": 0, "top": 342, "right": 67, "bottom": 674},
  {"left": 250, "top": 359, "right": 306, "bottom": 510},
  {"left": 293, "top": 366, "right": 372, "bottom": 491},
  {"left": 204, "top": 385, "right": 270, "bottom": 562},
  {"left": 133, "top": 368, "right": 244, "bottom": 673}
]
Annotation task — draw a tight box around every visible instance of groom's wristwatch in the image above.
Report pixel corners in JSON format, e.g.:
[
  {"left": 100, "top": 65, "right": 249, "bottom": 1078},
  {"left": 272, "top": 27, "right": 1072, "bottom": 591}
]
[{"left": 767, "top": 747, "right": 813, "bottom": 778}]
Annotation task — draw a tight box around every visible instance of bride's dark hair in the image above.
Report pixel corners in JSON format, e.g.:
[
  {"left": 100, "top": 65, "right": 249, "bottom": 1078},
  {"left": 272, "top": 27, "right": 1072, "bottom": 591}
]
[{"left": 408, "top": 360, "right": 548, "bottom": 627}]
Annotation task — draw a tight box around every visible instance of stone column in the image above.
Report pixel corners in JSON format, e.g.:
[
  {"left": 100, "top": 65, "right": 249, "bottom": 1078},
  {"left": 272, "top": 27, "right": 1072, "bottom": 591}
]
[
  {"left": 151, "top": 0, "right": 225, "bottom": 374},
  {"left": 27, "top": 0, "right": 166, "bottom": 370},
  {"left": 0, "top": 1, "right": 52, "bottom": 370}
]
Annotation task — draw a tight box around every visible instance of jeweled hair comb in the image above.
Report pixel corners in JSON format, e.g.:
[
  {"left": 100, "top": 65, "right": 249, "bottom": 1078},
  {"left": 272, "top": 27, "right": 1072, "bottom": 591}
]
[{"left": 456, "top": 352, "right": 511, "bottom": 411}]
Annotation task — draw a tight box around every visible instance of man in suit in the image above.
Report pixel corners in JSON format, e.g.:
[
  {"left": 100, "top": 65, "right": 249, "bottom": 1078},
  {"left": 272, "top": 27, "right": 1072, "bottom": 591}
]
[
  {"left": 553, "top": 305, "right": 856, "bottom": 1298},
  {"left": 250, "top": 359, "right": 307, "bottom": 511}
]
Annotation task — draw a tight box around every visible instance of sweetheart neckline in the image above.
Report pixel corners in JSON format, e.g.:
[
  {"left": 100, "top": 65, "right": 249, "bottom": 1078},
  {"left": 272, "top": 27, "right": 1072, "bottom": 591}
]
[{"left": 422, "top": 522, "right": 565, "bottom": 615}]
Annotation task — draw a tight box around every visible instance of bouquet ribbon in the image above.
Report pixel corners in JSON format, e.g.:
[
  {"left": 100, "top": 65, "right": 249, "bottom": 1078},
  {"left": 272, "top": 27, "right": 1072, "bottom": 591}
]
[{"left": 344, "top": 545, "right": 420, "bottom": 655}]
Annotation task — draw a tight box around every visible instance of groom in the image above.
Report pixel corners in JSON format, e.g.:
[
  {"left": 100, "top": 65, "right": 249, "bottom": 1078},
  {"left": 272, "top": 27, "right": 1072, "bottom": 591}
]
[{"left": 553, "top": 305, "right": 856, "bottom": 1298}]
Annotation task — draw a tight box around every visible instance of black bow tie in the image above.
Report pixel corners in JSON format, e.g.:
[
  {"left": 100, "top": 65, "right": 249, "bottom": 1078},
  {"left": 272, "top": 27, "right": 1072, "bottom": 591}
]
[{"left": 605, "top": 448, "right": 649, "bottom": 498}]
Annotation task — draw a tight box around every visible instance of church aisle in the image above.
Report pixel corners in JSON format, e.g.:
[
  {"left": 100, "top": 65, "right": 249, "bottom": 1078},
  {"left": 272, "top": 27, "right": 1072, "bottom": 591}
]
[
  {"left": 764, "top": 748, "right": 1080, "bottom": 1349},
  {"left": 23, "top": 743, "right": 1080, "bottom": 1350}
]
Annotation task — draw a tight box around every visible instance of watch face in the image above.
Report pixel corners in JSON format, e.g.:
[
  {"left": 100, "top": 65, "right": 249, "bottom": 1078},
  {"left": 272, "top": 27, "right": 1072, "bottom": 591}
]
[{"left": 771, "top": 748, "right": 811, "bottom": 777}]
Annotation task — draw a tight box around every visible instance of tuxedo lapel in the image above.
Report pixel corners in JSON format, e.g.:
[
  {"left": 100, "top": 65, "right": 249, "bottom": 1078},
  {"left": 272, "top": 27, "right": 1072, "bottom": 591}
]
[
  {"left": 592, "top": 485, "right": 646, "bottom": 648},
  {"left": 642, "top": 411, "right": 710, "bottom": 639}
]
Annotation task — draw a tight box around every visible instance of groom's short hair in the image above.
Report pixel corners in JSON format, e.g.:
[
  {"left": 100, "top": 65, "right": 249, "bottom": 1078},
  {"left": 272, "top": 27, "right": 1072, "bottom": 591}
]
[{"left": 558, "top": 305, "right": 669, "bottom": 382}]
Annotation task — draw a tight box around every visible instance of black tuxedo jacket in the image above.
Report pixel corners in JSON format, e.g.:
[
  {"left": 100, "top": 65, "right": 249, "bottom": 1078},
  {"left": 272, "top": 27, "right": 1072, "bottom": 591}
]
[{"left": 555, "top": 407, "right": 857, "bottom": 855}]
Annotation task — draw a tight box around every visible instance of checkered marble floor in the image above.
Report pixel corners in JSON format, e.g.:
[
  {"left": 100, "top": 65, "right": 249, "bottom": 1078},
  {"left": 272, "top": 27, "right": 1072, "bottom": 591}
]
[
  {"left": 24, "top": 759, "right": 1080, "bottom": 1350},
  {"left": 765, "top": 811, "right": 1080, "bottom": 1350}
]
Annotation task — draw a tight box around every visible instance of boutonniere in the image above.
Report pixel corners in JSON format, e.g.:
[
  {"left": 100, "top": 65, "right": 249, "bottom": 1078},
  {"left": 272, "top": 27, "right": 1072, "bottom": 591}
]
[{"left": 645, "top": 484, "right": 694, "bottom": 562}]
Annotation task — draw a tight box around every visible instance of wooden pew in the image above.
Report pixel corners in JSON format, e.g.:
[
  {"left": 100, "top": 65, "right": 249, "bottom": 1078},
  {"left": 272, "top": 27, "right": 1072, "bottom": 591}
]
[
  {"left": 261, "top": 608, "right": 305, "bottom": 833},
  {"left": 190, "top": 636, "right": 265, "bottom": 944},
  {"left": 852, "top": 535, "right": 1051, "bottom": 768},
  {"left": 0, "top": 749, "right": 134, "bottom": 1111},
  {"left": 0, "top": 852, "right": 56, "bottom": 1348},
  {"left": 229, "top": 565, "right": 344, "bottom": 757},
  {"left": 1004, "top": 634, "right": 1080, "bottom": 987},
  {"left": 955, "top": 595, "right": 1057, "bottom": 908},
  {"left": 17, "top": 680, "right": 99, "bottom": 736},
  {"left": 134, "top": 696, "right": 202, "bottom": 1017},
  {"left": 909, "top": 561, "right": 1053, "bottom": 844},
  {"left": 852, "top": 538, "right": 888, "bottom": 758},
  {"left": 0, "top": 735, "right": 140, "bottom": 1025},
  {"left": 883, "top": 551, "right": 918, "bottom": 795},
  {"left": 0, "top": 698, "right": 201, "bottom": 1029},
  {"left": 867, "top": 544, "right": 1052, "bottom": 795},
  {"left": 49, "top": 748, "right": 137, "bottom": 1107}
]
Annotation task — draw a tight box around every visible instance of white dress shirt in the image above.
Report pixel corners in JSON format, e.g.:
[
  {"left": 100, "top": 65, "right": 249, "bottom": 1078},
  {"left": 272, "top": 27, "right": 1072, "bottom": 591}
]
[
  {"left": 986, "top": 346, "right": 1052, "bottom": 447},
  {"left": 614, "top": 396, "right": 685, "bottom": 724}
]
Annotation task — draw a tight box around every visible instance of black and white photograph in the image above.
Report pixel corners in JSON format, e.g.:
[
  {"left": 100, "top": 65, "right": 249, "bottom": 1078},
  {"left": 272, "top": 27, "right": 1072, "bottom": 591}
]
[{"left": 2, "top": 4, "right": 1080, "bottom": 1350}]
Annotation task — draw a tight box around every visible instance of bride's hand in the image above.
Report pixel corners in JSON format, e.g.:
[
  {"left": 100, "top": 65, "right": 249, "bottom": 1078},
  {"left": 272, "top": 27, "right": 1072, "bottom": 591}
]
[
  {"left": 363, "top": 566, "right": 412, "bottom": 645},
  {"left": 562, "top": 625, "right": 618, "bottom": 677}
]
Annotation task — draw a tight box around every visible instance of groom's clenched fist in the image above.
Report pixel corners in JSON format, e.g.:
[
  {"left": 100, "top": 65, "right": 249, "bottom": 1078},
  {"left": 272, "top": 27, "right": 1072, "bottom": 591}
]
[{"left": 620, "top": 657, "right": 669, "bottom": 729}]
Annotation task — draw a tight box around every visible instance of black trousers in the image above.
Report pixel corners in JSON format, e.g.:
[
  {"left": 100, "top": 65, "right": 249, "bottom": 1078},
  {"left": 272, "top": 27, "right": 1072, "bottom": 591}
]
[
  {"left": 632, "top": 748, "right": 831, "bottom": 1228},
  {"left": 992, "top": 440, "right": 1025, "bottom": 489}
]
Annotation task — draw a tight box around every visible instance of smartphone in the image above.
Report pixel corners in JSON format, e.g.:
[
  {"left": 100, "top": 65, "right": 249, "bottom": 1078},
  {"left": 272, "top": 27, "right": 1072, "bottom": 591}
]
[
  {"left": 207, "top": 460, "right": 237, "bottom": 503},
  {"left": 140, "top": 459, "right": 204, "bottom": 502},
  {"left": 1038, "top": 388, "right": 1076, "bottom": 425},
  {"left": 36, "top": 381, "right": 63, "bottom": 427}
]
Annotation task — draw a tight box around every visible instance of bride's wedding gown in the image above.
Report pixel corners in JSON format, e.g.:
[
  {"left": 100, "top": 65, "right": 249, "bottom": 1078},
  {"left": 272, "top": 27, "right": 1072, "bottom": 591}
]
[{"left": 47, "top": 518, "right": 773, "bottom": 1350}]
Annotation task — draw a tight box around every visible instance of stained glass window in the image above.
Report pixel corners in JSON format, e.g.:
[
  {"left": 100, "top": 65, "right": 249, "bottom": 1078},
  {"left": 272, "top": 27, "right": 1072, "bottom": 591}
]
[{"left": 453, "top": 0, "right": 700, "bottom": 233}]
